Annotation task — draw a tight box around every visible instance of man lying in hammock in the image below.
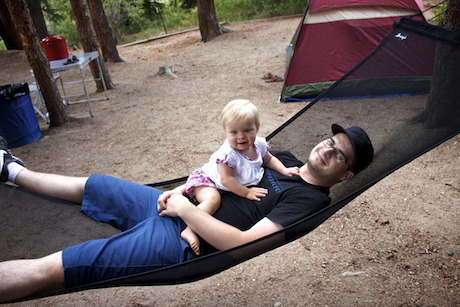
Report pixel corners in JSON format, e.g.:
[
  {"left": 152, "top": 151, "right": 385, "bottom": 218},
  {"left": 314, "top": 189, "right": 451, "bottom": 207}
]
[{"left": 0, "top": 124, "right": 373, "bottom": 302}]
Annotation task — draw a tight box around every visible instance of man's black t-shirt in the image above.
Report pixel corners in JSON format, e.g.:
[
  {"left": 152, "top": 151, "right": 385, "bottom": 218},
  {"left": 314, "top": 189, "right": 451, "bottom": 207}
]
[{"left": 213, "top": 151, "right": 331, "bottom": 230}]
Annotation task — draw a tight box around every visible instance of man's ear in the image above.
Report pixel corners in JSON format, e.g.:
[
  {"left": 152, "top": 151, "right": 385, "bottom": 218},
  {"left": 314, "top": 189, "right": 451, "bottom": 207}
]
[{"left": 339, "top": 171, "right": 354, "bottom": 182}]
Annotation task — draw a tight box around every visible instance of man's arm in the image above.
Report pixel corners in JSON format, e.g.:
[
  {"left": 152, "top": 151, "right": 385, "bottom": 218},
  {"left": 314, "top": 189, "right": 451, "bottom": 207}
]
[
  {"left": 157, "top": 183, "right": 186, "bottom": 212},
  {"left": 158, "top": 194, "right": 283, "bottom": 250}
]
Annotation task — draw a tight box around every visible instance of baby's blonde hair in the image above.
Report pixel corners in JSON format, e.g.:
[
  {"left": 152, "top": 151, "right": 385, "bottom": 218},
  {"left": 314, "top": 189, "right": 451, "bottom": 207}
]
[{"left": 220, "top": 99, "right": 260, "bottom": 130}]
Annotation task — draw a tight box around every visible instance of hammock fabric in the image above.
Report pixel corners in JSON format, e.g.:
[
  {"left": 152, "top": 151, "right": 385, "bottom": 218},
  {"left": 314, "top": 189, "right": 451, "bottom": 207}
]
[{"left": 1, "top": 18, "right": 459, "bottom": 302}]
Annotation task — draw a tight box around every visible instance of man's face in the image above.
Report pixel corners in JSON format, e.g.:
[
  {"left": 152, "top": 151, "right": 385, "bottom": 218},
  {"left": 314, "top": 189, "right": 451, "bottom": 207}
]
[{"left": 307, "top": 132, "right": 355, "bottom": 185}]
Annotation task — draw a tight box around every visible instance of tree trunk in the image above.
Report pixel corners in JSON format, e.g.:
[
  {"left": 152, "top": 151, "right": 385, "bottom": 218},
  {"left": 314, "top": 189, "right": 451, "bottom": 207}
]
[
  {"left": 420, "top": 43, "right": 460, "bottom": 128},
  {"left": 25, "top": 0, "right": 48, "bottom": 40},
  {"left": 69, "top": 0, "right": 116, "bottom": 91},
  {"left": 445, "top": 0, "right": 460, "bottom": 31},
  {"left": 414, "top": 0, "right": 460, "bottom": 128},
  {"left": 4, "top": 0, "right": 70, "bottom": 126},
  {"left": 0, "top": 0, "right": 23, "bottom": 49},
  {"left": 197, "top": 0, "right": 231, "bottom": 42},
  {"left": 86, "top": 0, "right": 123, "bottom": 63}
]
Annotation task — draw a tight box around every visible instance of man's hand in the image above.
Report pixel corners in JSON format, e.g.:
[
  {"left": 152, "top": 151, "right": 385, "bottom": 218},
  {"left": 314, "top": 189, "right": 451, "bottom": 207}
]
[
  {"left": 245, "top": 187, "right": 268, "bottom": 201},
  {"left": 157, "top": 189, "right": 183, "bottom": 213},
  {"left": 158, "top": 193, "right": 193, "bottom": 217}
]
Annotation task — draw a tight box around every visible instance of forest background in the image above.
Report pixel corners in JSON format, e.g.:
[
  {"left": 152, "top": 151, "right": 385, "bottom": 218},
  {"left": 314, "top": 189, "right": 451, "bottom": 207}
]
[
  {"left": 1, "top": 0, "right": 308, "bottom": 50},
  {"left": 0, "top": 0, "right": 447, "bottom": 51}
]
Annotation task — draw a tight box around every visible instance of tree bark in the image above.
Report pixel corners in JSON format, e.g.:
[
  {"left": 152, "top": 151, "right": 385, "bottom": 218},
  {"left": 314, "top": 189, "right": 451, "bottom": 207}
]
[
  {"left": 414, "top": 0, "right": 460, "bottom": 128},
  {"left": 25, "top": 0, "right": 48, "bottom": 40},
  {"left": 0, "top": 0, "right": 23, "bottom": 49},
  {"left": 86, "top": 0, "right": 123, "bottom": 63},
  {"left": 69, "top": 0, "right": 116, "bottom": 91},
  {"left": 445, "top": 0, "right": 460, "bottom": 31},
  {"left": 4, "top": 0, "right": 70, "bottom": 126},
  {"left": 196, "top": 0, "right": 231, "bottom": 42}
]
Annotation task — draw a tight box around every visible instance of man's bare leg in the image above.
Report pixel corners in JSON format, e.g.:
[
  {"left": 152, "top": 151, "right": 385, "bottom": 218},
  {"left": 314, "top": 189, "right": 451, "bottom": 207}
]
[
  {"left": 1, "top": 137, "right": 87, "bottom": 204},
  {"left": 15, "top": 169, "right": 88, "bottom": 204},
  {"left": 0, "top": 251, "right": 64, "bottom": 302},
  {"left": 0, "top": 141, "right": 84, "bottom": 302}
]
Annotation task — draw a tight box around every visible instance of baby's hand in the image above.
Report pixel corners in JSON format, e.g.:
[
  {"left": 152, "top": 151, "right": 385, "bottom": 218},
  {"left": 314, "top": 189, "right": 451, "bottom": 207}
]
[
  {"left": 245, "top": 187, "right": 268, "bottom": 201},
  {"left": 283, "top": 166, "right": 300, "bottom": 177}
]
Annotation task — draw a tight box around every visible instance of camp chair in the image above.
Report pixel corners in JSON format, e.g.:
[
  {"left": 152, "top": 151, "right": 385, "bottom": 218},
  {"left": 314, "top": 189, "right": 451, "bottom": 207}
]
[
  {"left": 28, "top": 75, "right": 66, "bottom": 124},
  {"left": 1, "top": 18, "right": 459, "bottom": 302},
  {"left": 28, "top": 81, "right": 49, "bottom": 123}
]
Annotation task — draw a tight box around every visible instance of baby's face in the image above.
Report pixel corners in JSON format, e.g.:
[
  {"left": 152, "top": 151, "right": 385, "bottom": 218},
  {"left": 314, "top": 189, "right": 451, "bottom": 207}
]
[{"left": 224, "top": 117, "right": 258, "bottom": 154}]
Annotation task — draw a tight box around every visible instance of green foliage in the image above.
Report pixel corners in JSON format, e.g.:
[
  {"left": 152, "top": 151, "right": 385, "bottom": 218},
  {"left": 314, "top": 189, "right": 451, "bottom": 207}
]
[
  {"left": 39, "top": 0, "right": 306, "bottom": 47},
  {"left": 43, "top": 0, "right": 80, "bottom": 47},
  {"left": 0, "top": 40, "right": 6, "bottom": 51},
  {"left": 104, "top": 0, "right": 147, "bottom": 43},
  {"left": 433, "top": 2, "right": 447, "bottom": 26},
  {"left": 176, "top": 0, "right": 197, "bottom": 10},
  {"left": 52, "top": 17, "right": 80, "bottom": 48},
  {"left": 215, "top": 0, "right": 305, "bottom": 22},
  {"left": 162, "top": 6, "right": 198, "bottom": 30},
  {"left": 41, "top": 0, "right": 64, "bottom": 23}
]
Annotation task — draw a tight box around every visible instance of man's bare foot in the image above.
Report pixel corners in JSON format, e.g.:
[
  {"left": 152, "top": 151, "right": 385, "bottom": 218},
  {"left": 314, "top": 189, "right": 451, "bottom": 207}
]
[{"left": 181, "top": 226, "right": 200, "bottom": 256}]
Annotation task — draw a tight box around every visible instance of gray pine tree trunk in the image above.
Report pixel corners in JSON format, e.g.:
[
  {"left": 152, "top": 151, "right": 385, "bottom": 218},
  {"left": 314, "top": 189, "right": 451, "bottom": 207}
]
[{"left": 69, "top": 0, "right": 116, "bottom": 91}]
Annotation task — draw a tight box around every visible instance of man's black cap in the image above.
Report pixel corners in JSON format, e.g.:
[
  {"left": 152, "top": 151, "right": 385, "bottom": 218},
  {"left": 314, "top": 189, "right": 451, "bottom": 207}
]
[{"left": 332, "top": 124, "right": 374, "bottom": 174}]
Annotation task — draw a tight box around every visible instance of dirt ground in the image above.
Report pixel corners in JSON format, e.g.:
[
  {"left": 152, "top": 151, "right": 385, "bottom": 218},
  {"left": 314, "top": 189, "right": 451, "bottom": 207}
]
[{"left": 1, "top": 14, "right": 459, "bottom": 307}]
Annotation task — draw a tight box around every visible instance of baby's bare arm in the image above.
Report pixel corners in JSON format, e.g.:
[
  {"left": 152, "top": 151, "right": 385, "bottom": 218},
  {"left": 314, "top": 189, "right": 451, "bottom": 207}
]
[
  {"left": 218, "top": 163, "right": 267, "bottom": 200},
  {"left": 263, "top": 153, "right": 300, "bottom": 177}
]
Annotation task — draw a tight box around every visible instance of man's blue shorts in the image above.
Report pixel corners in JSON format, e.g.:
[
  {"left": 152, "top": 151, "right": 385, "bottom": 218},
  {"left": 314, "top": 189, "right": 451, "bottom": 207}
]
[{"left": 62, "top": 174, "right": 196, "bottom": 288}]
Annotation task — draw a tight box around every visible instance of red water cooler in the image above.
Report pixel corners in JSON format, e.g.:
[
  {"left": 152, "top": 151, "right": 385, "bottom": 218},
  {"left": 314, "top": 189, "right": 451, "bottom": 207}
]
[{"left": 41, "top": 35, "right": 69, "bottom": 61}]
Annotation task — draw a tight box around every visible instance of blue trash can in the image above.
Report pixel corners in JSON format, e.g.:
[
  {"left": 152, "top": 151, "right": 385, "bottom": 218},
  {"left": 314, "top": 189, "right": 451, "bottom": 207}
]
[{"left": 0, "top": 82, "right": 42, "bottom": 148}]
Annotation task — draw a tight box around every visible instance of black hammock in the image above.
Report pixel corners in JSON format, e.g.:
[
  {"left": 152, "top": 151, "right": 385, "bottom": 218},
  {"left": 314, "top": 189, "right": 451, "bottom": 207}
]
[{"left": 1, "top": 18, "right": 459, "bottom": 302}]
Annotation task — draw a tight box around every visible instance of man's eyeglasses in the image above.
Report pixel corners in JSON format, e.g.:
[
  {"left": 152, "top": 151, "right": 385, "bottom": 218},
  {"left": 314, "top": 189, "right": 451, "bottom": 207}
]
[{"left": 321, "top": 134, "right": 353, "bottom": 169}]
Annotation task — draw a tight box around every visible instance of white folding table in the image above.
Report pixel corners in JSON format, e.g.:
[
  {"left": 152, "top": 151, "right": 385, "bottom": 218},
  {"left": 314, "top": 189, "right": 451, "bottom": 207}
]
[{"left": 30, "top": 51, "right": 108, "bottom": 118}]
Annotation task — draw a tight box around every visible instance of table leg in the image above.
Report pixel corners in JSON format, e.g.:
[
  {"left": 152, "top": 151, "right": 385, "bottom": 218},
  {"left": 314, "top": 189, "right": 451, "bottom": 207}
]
[
  {"left": 79, "top": 67, "right": 94, "bottom": 117},
  {"left": 96, "top": 56, "right": 109, "bottom": 100},
  {"left": 55, "top": 73, "right": 69, "bottom": 105}
]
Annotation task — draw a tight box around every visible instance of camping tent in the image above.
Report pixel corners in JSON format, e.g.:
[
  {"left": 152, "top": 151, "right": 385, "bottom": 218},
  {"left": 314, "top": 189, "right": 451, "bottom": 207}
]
[{"left": 280, "top": 0, "right": 426, "bottom": 101}]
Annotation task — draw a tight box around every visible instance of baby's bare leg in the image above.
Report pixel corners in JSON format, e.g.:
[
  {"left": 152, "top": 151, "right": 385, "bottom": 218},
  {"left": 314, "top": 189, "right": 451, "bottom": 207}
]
[
  {"left": 194, "top": 186, "right": 222, "bottom": 215},
  {"left": 181, "top": 187, "right": 221, "bottom": 255}
]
